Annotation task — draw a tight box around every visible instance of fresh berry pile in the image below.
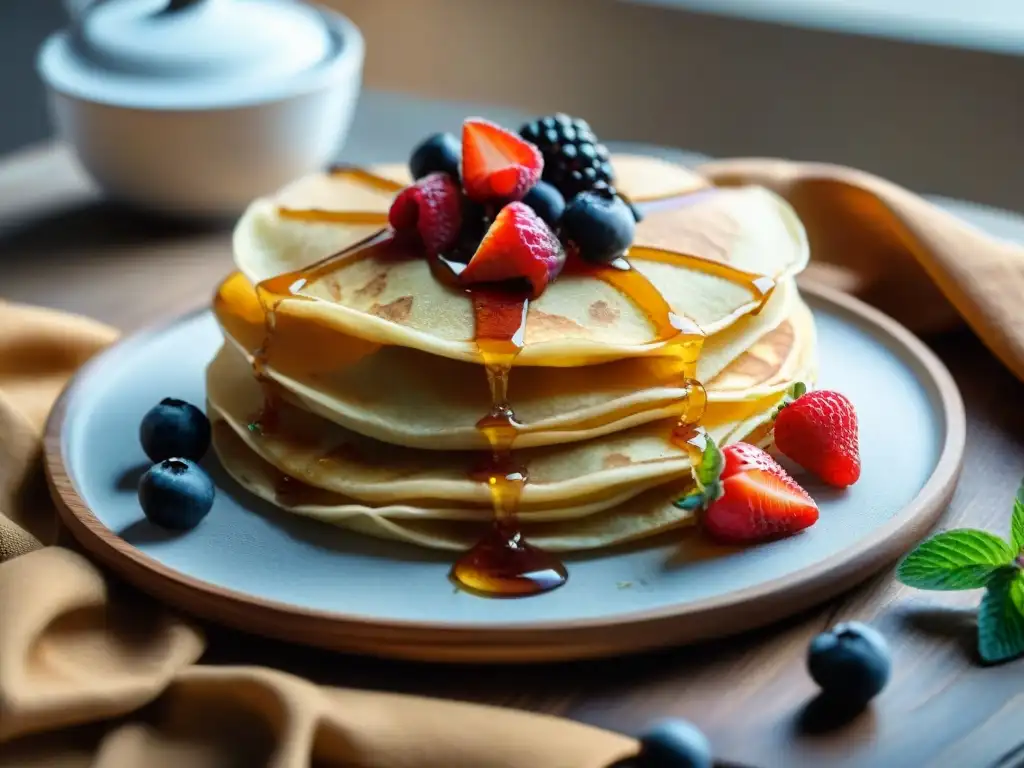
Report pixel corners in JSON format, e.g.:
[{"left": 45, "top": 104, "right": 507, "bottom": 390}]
[{"left": 393, "top": 114, "right": 640, "bottom": 298}]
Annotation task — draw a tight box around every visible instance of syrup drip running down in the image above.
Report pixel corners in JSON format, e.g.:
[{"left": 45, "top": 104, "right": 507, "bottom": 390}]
[
  {"left": 219, "top": 165, "right": 778, "bottom": 599},
  {"left": 449, "top": 290, "right": 568, "bottom": 597}
]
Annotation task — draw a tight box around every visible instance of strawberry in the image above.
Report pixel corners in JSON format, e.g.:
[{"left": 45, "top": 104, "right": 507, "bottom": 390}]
[
  {"left": 461, "top": 118, "right": 543, "bottom": 203},
  {"left": 388, "top": 172, "right": 462, "bottom": 256},
  {"left": 676, "top": 437, "right": 819, "bottom": 544},
  {"left": 774, "top": 388, "right": 861, "bottom": 488},
  {"left": 459, "top": 202, "right": 566, "bottom": 297}
]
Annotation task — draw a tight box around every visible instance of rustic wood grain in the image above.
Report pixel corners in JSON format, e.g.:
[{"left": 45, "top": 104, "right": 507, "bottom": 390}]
[{"left": 7, "top": 142, "right": 1024, "bottom": 768}]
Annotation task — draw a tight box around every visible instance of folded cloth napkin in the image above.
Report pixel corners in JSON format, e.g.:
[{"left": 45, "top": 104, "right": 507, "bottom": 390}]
[
  {"left": 699, "top": 159, "right": 1024, "bottom": 380},
  {"left": 1, "top": 159, "right": 1021, "bottom": 767},
  {"left": 0, "top": 303, "right": 635, "bottom": 767}
]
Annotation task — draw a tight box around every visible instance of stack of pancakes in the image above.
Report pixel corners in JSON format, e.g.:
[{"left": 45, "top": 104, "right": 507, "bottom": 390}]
[{"left": 208, "top": 155, "right": 813, "bottom": 552}]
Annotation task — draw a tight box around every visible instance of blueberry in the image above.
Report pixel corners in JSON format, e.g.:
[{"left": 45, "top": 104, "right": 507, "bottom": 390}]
[
  {"left": 635, "top": 719, "right": 712, "bottom": 768},
  {"left": 409, "top": 132, "right": 461, "bottom": 181},
  {"left": 138, "top": 458, "right": 214, "bottom": 530},
  {"left": 140, "top": 397, "right": 211, "bottom": 463},
  {"left": 522, "top": 181, "right": 566, "bottom": 227},
  {"left": 808, "top": 621, "right": 891, "bottom": 705},
  {"left": 560, "top": 190, "right": 636, "bottom": 264}
]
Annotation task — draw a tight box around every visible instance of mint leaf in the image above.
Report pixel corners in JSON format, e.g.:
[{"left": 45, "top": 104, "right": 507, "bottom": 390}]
[
  {"left": 896, "top": 530, "right": 1015, "bottom": 590},
  {"left": 978, "top": 570, "right": 1024, "bottom": 664},
  {"left": 1012, "top": 479, "right": 1024, "bottom": 556}
]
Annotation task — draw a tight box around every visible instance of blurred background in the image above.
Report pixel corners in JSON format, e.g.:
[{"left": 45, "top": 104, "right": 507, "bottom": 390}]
[{"left": 3, "top": 0, "right": 1023, "bottom": 209}]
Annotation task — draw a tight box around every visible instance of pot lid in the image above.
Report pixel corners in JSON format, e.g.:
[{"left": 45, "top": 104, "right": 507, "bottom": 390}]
[{"left": 38, "top": 0, "right": 359, "bottom": 109}]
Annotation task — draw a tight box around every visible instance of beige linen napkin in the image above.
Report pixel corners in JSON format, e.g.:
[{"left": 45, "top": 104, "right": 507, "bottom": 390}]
[
  {"left": 697, "top": 159, "right": 1024, "bottom": 379},
  {"left": 0, "top": 302, "right": 634, "bottom": 767},
  {"left": 2, "top": 159, "right": 1022, "bottom": 766}
]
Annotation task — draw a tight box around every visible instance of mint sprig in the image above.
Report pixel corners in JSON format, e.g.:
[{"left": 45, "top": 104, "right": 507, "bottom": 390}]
[
  {"left": 896, "top": 530, "right": 1014, "bottom": 590},
  {"left": 897, "top": 478, "right": 1024, "bottom": 664}
]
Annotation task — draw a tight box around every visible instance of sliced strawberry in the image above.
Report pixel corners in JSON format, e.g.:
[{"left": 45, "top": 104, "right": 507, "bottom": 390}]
[
  {"left": 676, "top": 436, "right": 818, "bottom": 543},
  {"left": 459, "top": 202, "right": 565, "bottom": 297},
  {"left": 461, "top": 118, "right": 543, "bottom": 203},
  {"left": 774, "top": 389, "right": 861, "bottom": 488},
  {"left": 704, "top": 470, "right": 819, "bottom": 543},
  {"left": 388, "top": 172, "right": 462, "bottom": 256},
  {"left": 721, "top": 441, "right": 791, "bottom": 482}
]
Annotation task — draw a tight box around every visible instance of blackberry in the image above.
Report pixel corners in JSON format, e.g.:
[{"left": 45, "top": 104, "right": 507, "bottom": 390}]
[{"left": 519, "top": 114, "right": 614, "bottom": 200}]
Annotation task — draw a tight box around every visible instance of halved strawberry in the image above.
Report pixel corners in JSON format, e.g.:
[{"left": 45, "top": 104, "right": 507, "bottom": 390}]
[
  {"left": 676, "top": 437, "right": 819, "bottom": 544},
  {"left": 774, "top": 389, "right": 861, "bottom": 488},
  {"left": 388, "top": 172, "right": 462, "bottom": 256},
  {"left": 705, "top": 470, "right": 820, "bottom": 543},
  {"left": 721, "top": 440, "right": 792, "bottom": 482},
  {"left": 459, "top": 202, "right": 565, "bottom": 298},
  {"left": 461, "top": 118, "right": 543, "bottom": 203}
]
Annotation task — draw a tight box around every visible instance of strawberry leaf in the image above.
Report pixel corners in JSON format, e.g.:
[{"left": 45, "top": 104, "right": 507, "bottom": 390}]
[
  {"left": 896, "top": 530, "right": 1015, "bottom": 591},
  {"left": 1011, "top": 479, "right": 1024, "bottom": 557},
  {"left": 772, "top": 381, "right": 807, "bottom": 419},
  {"left": 676, "top": 436, "right": 725, "bottom": 511},
  {"left": 674, "top": 492, "right": 704, "bottom": 512},
  {"left": 978, "top": 570, "right": 1024, "bottom": 664},
  {"left": 695, "top": 436, "right": 724, "bottom": 504},
  {"left": 696, "top": 438, "right": 723, "bottom": 489}
]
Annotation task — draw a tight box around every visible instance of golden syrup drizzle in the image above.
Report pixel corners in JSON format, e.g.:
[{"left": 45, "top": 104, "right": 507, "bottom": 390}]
[
  {"left": 327, "top": 165, "right": 407, "bottom": 193},
  {"left": 629, "top": 245, "right": 776, "bottom": 316},
  {"left": 450, "top": 289, "right": 568, "bottom": 597},
  {"left": 245, "top": 229, "right": 395, "bottom": 433}
]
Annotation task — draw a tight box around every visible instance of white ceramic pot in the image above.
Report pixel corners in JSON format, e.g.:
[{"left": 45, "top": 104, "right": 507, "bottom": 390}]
[{"left": 38, "top": 0, "right": 364, "bottom": 219}]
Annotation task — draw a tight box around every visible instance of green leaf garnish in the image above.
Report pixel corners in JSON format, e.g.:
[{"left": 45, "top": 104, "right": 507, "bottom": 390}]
[
  {"left": 772, "top": 381, "right": 807, "bottom": 419},
  {"left": 1011, "top": 479, "right": 1024, "bottom": 557},
  {"left": 674, "top": 435, "right": 724, "bottom": 511},
  {"left": 896, "top": 530, "right": 1015, "bottom": 590},
  {"left": 674, "top": 492, "right": 705, "bottom": 512},
  {"left": 897, "top": 474, "right": 1024, "bottom": 665},
  {"left": 696, "top": 439, "right": 723, "bottom": 490},
  {"left": 978, "top": 570, "right": 1024, "bottom": 664}
]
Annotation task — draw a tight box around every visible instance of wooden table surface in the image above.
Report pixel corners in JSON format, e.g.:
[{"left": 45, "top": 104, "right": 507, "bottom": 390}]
[{"left": 5, "top": 95, "right": 1024, "bottom": 768}]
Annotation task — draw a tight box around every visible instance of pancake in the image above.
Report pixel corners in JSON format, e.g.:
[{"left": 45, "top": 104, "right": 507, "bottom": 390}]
[
  {"left": 229, "top": 155, "right": 809, "bottom": 367},
  {"left": 206, "top": 296, "right": 814, "bottom": 508},
  {"left": 207, "top": 146, "right": 821, "bottom": 559},
  {"left": 210, "top": 366, "right": 813, "bottom": 552},
  {"left": 214, "top": 277, "right": 800, "bottom": 450}
]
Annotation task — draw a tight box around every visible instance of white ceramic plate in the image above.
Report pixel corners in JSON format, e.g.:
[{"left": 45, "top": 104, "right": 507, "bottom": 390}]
[{"left": 46, "top": 283, "right": 965, "bottom": 662}]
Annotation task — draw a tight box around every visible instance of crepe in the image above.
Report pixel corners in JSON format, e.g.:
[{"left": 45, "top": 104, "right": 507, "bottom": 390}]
[
  {"left": 210, "top": 352, "right": 815, "bottom": 553},
  {"left": 214, "top": 277, "right": 800, "bottom": 449},
  {"left": 208, "top": 151, "right": 819, "bottom": 553},
  {"left": 229, "top": 156, "right": 809, "bottom": 367},
  {"left": 207, "top": 296, "right": 814, "bottom": 507}
]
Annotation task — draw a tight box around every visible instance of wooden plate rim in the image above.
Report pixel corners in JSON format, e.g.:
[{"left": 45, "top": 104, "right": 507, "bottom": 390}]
[{"left": 44, "top": 282, "right": 967, "bottom": 660}]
